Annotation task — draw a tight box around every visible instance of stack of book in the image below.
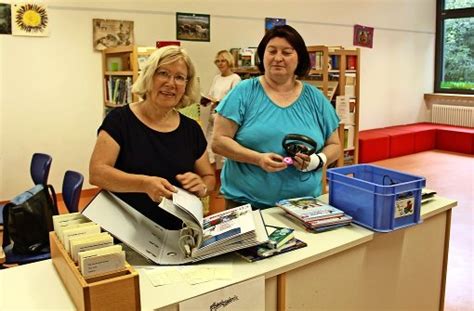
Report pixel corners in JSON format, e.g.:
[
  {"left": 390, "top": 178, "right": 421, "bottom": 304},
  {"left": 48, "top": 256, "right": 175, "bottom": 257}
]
[{"left": 276, "top": 196, "right": 352, "bottom": 233}]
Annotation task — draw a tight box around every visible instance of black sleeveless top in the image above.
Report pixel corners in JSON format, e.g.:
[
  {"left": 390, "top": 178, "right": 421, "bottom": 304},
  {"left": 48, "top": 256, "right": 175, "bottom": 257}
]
[{"left": 99, "top": 105, "right": 207, "bottom": 229}]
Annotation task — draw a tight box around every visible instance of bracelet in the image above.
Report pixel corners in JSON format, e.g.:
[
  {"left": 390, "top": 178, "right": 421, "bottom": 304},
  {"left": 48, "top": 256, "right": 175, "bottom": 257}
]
[{"left": 303, "top": 152, "right": 327, "bottom": 172}]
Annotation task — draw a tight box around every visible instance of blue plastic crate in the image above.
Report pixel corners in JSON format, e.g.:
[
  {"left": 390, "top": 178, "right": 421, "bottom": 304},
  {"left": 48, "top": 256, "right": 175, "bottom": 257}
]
[{"left": 327, "top": 164, "right": 426, "bottom": 232}]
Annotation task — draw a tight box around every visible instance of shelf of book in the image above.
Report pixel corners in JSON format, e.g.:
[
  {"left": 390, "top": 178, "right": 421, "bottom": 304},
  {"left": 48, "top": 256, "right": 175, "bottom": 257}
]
[
  {"left": 101, "top": 45, "right": 155, "bottom": 117},
  {"left": 304, "top": 45, "right": 360, "bottom": 167}
]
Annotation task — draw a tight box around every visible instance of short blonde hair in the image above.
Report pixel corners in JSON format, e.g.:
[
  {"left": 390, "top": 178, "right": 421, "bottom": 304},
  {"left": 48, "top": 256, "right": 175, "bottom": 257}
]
[
  {"left": 214, "top": 50, "right": 236, "bottom": 69},
  {"left": 132, "top": 46, "right": 200, "bottom": 109}
]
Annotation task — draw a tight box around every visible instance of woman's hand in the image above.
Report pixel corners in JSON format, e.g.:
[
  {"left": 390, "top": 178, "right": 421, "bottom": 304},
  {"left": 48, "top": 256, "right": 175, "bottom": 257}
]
[
  {"left": 293, "top": 152, "right": 311, "bottom": 171},
  {"left": 176, "top": 172, "right": 208, "bottom": 197},
  {"left": 258, "top": 153, "right": 288, "bottom": 172},
  {"left": 144, "top": 176, "right": 176, "bottom": 202}
]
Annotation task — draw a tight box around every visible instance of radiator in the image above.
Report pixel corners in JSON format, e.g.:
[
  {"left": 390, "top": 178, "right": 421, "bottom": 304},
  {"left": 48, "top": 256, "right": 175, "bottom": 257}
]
[{"left": 431, "top": 104, "right": 474, "bottom": 127}]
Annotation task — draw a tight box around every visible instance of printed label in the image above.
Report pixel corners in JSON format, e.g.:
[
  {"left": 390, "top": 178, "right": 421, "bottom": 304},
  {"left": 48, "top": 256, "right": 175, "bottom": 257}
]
[{"left": 394, "top": 193, "right": 415, "bottom": 218}]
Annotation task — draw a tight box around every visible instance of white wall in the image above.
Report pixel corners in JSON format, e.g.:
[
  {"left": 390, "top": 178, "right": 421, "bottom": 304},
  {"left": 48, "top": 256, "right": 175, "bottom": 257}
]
[{"left": 0, "top": 0, "right": 436, "bottom": 200}]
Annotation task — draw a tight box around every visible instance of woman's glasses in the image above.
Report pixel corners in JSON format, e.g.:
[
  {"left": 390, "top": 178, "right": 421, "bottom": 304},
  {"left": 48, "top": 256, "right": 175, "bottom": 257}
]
[{"left": 155, "top": 70, "right": 188, "bottom": 86}]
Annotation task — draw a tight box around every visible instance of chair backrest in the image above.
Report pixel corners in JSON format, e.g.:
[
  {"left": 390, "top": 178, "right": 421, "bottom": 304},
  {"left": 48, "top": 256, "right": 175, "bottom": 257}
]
[
  {"left": 30, "top": 153, "right": 52, "bottom": 186},
  {"left": 62, "top": 170, "right": 84, "bottom": 213}
]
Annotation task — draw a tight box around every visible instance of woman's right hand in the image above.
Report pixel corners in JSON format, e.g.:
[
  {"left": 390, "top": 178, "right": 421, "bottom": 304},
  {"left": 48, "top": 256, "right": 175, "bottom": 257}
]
[
  {"left": 144, "top": 176, "right": 176, "bottom": 202},
  {"left": 258, "top": 153, "right": 287, "bottom": 172}
]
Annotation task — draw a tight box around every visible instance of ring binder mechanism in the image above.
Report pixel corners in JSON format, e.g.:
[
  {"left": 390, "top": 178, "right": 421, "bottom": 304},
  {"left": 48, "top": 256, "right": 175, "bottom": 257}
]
[{"left": 82, "top": 189, "right": 269, "bottom": 264}]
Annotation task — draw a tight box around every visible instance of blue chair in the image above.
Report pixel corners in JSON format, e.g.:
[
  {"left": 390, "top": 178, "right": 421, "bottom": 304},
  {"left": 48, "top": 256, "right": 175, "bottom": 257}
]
[
  {"left": 62, "top": 170, "right": 84, "bottom": 213},
  {"left": 30, "top": 153, "right": 53, "bottom": 186}
]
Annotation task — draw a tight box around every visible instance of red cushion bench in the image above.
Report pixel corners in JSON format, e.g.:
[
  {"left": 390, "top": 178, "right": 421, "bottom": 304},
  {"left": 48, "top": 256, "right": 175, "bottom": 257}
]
[{"left": 358, "top": 122, "right": 474, "bottom": 163}]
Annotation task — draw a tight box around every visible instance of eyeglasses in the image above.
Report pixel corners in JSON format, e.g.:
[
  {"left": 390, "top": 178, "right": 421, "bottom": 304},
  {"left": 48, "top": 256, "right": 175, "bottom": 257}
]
[
  {"left": 214, "top": 59, "right": 227, "bottom": 64},
  {"left": 155, "top": 70, "right": 188, "bottom": 86}
]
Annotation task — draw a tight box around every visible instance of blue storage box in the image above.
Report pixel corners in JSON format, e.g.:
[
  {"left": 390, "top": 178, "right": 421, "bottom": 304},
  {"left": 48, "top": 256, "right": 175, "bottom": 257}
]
[{"left": 327, "top": 164, "right": 425, "bottom": 232}]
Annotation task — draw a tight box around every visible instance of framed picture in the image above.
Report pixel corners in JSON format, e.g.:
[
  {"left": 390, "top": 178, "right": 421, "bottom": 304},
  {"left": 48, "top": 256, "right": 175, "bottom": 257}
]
[
  {"left": 176, "top": 12, "right": 210, "bottom": 42},
  {"left": 12, "top": 3, "right": 49, "bottom": 37},
  {"left": 353, "top": 24, "right": 374, "bottom": 48},
  {"left": 265, "top": 17, "right": 286, "bottom": 32},
  {"left": 0, "top": 3, "right": 12, "bottom": 35},
  {"left": 93, "top": 19, "right": 134, "bottom": 51}
]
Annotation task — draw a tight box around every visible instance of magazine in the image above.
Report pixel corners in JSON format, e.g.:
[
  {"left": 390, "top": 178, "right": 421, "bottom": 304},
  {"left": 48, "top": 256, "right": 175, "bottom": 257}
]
[
  {"left": 82, "top": 189, "right": 268, "bottom": 264},
  {"left": 276, "top": 196, "right": 344, "bottom": 222}
]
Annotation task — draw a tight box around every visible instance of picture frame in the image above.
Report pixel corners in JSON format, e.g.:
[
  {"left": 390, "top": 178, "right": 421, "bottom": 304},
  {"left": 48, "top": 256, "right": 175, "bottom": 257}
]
[
  {"left": 0, "top": 3, "right": 12, "bottom": 35},
  {"left": 92, "top": 19, "right": 134, "bottom": 51},
  {"left": 265, "top": 17, "right": 286, "bottom": 32},
  {"left": 353, "top": 24, "right": 374, "bottom": 48},
  {"left": 176, "top": 12, "right": 210, "bottom": 42},
  {"left": 12, "top": 3, "right": 49, "bottom": 37}
]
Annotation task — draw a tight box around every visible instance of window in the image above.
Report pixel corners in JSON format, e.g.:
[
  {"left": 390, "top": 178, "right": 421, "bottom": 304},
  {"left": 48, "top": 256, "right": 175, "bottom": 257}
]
[{"left": 435, "top": 0, "right": 474, "bottom": 94}]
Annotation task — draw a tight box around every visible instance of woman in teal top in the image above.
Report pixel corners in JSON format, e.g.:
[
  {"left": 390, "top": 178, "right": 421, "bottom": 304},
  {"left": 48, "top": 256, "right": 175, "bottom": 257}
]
[{"left": 212, "top": 25, "right": 341, "bottom": 209}]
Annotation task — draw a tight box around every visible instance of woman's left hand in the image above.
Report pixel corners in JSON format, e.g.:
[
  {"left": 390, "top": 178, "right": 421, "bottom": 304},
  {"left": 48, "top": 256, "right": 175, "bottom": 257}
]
[
  {"left": 176, "top": 172, "right": 208, "bottom": 197},
  {"left": 293, "top": 152, "right": 311, "bottom": 171}
]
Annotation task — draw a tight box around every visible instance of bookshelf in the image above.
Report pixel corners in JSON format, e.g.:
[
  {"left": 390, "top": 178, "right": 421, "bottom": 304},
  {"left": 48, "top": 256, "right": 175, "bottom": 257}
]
[
  {"left": 304, "top": 45, "right": 360, "bottom": 166},
  {"left": 101, "top": 45, "right": 155, "bottom": 115}
]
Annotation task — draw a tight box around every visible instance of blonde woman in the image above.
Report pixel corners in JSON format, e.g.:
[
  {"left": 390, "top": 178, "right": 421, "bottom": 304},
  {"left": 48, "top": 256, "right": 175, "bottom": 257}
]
[
  {"left": 204, "top": 50, "right": 241, "bottom": 169},
  {"left": 90, "top": 46, "right": 215, "bottom": 229}
]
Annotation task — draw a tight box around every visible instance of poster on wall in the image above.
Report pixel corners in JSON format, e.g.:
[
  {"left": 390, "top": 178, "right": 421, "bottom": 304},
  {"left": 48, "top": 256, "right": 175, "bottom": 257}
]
[
  {"left": 0, "top": 3, "right": 11, "bottom": 35},
  {"left": 12, "top": 3, "right": 49, "bottom": 37},
  {"left": 265, "top": 17, "right": 286, "bottom": 32},
  {"left": 353, "top": 24, "right": 374, "bottom": 48},
  {"left": 176, "top": 12, "right": 210, "bottom": 42},
  {"left": 93, "top": 19, "right": 134, "bottom": 51}
]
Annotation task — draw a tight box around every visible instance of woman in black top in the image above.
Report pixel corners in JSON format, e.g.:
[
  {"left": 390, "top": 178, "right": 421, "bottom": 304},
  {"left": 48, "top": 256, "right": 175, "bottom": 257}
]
[{"left": 89, "top": 46, "right": 215, "bottom": 229}]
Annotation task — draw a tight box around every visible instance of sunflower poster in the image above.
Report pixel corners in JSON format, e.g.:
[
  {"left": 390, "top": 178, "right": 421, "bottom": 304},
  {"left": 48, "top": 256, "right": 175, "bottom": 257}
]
[{"left": 12, "top": 2, "right": 49, "bottom": 36}]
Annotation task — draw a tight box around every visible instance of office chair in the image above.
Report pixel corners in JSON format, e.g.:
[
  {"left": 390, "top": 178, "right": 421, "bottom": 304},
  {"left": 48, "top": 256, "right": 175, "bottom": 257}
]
[
  {"left": 30, "top": 153, "right": 53, "bottom": 186},
  {"left": 62, "top": 170, "right": 84, "bottom": 213}
]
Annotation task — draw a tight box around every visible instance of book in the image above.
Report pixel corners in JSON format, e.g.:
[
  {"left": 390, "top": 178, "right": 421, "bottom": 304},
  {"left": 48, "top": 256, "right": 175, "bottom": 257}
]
[
  {"left": 236, "top": 238, "right": 307, "bottom": 262},
  {"left": 82, "top": 189, "right": 268, "bottom": 264},
  {"left": 267, "top": 227, "right": 294, "bottom": 249},
  {"left": 276, "top": 197, "right": 344, "bottom": 222}
]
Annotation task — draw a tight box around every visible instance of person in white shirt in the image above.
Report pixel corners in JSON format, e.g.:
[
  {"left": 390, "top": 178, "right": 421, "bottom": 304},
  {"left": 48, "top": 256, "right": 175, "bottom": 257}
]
[{"left": 204, "top": 50, "right": 241, "bottom": 169}]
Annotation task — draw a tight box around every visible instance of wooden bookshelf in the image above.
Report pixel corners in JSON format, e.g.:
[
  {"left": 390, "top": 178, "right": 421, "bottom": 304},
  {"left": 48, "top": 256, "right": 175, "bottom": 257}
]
[
  {"left": 304, "top": 45, "right": 360, "bottom": 167},
  {"left": 101, "top": 45, "right": 155, "bottom": 116}
]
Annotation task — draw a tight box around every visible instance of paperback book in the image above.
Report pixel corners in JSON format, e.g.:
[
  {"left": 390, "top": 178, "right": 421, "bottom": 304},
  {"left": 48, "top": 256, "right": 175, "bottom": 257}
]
[
  {"left": 276, "top": 196, "right": 344, "bottom": 222},
  {"left": 82, "top": 189, "right": 268, "bottom": 264},
  {"left": 276, "top": 196, "right": 352, "bottom": 233}
]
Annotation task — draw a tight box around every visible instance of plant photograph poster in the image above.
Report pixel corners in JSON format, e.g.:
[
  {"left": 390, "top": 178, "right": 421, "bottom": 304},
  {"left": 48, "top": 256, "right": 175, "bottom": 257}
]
[{"left": 93, "top": 19, "right": 134, "bottom": 51}]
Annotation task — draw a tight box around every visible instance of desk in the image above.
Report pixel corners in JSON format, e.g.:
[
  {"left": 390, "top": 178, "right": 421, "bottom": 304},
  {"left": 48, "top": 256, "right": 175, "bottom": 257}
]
[{"left": 0, "top": 196, "right": 455, "bottom": 310}]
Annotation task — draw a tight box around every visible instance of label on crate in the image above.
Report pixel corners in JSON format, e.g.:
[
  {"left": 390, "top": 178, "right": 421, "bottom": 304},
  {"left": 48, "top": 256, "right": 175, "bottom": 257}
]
[{"left": 394, "top": 192, "right": 415, "bottom": 218}]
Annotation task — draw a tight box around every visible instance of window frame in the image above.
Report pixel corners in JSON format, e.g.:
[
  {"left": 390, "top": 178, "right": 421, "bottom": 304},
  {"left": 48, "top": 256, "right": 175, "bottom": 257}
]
[{"left": 434, "top": 0, "right": 474, "bottom": 94}]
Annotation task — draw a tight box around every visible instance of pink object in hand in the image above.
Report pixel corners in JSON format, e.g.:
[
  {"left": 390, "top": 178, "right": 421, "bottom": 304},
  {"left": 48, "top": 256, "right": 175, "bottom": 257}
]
[{"left": 283, "top": 157, "right": 294, "bottom": 165}]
